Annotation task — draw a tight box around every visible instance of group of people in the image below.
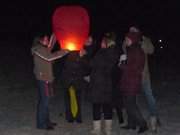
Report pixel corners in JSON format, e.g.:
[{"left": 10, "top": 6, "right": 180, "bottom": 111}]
[{"left": 31, "top": 26, "right": 160, "bottom": 134}]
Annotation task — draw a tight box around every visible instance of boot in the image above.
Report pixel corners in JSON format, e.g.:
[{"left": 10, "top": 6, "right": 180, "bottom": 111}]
[
  {"left": 138, "top": 122, "right": 148, "bottom": 134},
  {"left": 104, "top": 120, "right": 112, "bottom": 135},
  {"left": 149, "top": 116, "right": 158, "bottom": 132},
  {"left": 116, "top": 108, "right": 124, "bottom": 124},
  {"left": 91, "top": 120, "right": 101, "bottom": 135},
  {"left": 121, "top": 124, "right": 136, "bottom": 130},
  {"left": 157, "top": 117, "right": 161, "bottom": 127}
]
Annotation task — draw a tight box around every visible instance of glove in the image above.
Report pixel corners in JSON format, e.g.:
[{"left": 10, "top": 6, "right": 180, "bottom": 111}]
[
  {"left": 79, "top": 49, "right": 87, "bottom": 57},
  {"left": 84, "top": 76, "right": 90, "bottom": 82},
  {"left": 120, "top": 54, "right": 127, "bottom": 61},
  {"left": 118, "top": 54, "right": 127, "bottom": 66}
]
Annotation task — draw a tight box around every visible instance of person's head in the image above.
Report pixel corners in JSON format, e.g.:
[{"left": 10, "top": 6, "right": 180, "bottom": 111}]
[
  {"left": 84, "top": 36, "right": 93, "bottom": 46},
  {"left": 101, "top": 38, "right": 107, "bottom": 48},
  {"left": 39, "top": 35, "right": 49, "bottom": 47},
  {"left": 124, "top": 37, "right": 132, "bottom": 47},
  {"left": 129, "top": 26, "right": 140, "bottom": 33},
  {"left": 104, "top": 32, "right": 116, "bottom": 41},
  {"left": 125, "top": 32, "right": 142, "bottom": 47},
  {"left": 100, "top": 32, "right": 116, "bottom": 48}
]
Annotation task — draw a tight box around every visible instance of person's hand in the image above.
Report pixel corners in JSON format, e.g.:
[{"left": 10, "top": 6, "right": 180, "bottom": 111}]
[
  {"left": 61, "top": 49, "right": 69, "bottom": 54},
  {"left": 39, "top": 35, "right": 49, "bottom": 46},
  {"left": 84, "top": 76, "right": 90, "bottom": 82},
  {"left": 79, "top": 49, "right": 87, "bottom": 57},
  {"left": 48, "top": 33, "right": 56, "bottom": 49},
  {"left": 118, "top": 54, "right": 127, "bottom": 66},
  {"left": 84, "top": 36, "right": 93, "bottom": 46},
  {"left": 120, "top": 54, "right": 127, "bottom": 61},
  {"left": 56, "top": 49, "right": 69, "bottom": 58}
]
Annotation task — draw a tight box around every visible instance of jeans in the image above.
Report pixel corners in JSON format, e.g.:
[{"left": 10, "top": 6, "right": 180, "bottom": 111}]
[
  {"left": 142, "top": 79, "right": 157, "bottom": 117},
  {"left": 36, "top": 80, "right": 50, "bottom": 128}
]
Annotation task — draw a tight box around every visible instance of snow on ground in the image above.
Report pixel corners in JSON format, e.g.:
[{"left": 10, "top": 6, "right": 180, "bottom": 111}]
[{"left": 0, "top": 44, "right": 180, "bottom": 135}]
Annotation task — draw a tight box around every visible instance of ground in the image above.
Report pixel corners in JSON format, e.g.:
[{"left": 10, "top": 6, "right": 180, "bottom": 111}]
[{"left": 0, "top": 43, "right": 180, "bottom": 135}]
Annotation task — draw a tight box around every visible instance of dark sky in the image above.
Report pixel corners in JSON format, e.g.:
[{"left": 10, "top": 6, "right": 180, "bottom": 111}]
[
  {"left": 0, "top": 0, "right": 179, "bottom": 44},
  {"left": 0, "top": 0, "right": 179, "bottom": 70}
]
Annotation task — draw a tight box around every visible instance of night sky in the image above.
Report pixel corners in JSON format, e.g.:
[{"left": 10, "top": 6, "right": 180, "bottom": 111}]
[{"left": 0, "top": 0, "right": 179, "bottom": 51}]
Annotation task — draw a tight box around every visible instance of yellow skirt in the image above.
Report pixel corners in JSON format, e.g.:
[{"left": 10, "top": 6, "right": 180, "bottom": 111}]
[{"left": 69, "top": 85, "right": 78, "bottom": 118}]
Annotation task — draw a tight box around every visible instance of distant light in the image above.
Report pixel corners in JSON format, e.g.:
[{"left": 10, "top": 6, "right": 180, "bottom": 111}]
[
  {"left": 160, "top": 46, "right": 163, "bottom": 49},
  {"left": 159, "top": 39, "right": 162, "bottom": 43}
]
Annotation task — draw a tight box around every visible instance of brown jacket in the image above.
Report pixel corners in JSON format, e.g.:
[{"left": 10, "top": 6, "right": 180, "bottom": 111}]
[{"left": 31, "top": 39, "right": 68, "bottom": 82}]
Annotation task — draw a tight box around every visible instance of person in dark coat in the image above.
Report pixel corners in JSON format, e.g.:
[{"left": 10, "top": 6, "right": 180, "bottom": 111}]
[
  {"left": 110, "top": 34, "right": 125, "bottom": 125},
  {"left": 118, "top": 32, "right": 148, "bottom": 134},
  {"left": 90, "top": 32, "right": 119, "bottom": 135},
  {"left": 81, "top": 36, "right": 96, "bottom": 101},
  {"left": 61, "top": 49, "right": 88, "bottom": 123},
  {"left": 83, "top": 36, "right": 96, "bottom": 60}
]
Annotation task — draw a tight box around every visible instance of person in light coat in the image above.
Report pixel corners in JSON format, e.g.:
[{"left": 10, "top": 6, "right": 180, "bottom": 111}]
[{"left": 32, "top": 34, "right": 69, "bottom": 130}]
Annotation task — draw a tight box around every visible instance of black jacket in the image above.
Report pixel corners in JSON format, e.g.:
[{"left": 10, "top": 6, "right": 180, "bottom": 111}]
[{"left": 89, "top": 46, "right": 119, "bottom": 103}]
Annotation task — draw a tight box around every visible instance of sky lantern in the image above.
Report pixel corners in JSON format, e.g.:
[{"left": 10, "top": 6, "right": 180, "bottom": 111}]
[{"left": 52, "top": 5, "right": 90, "bottom": 51}]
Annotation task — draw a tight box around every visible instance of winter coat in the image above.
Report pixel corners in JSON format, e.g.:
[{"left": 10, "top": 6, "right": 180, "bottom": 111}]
[
  {"left": 111, "top": 45, "right": 123, "bottom": 104},
  {"left": 81, "top": 44, "right": 96, "bottom": 75},
  {"left": 32, "top": 38, "right": 68, "bottom": 82},
  {"left": 61, "top": 51, "right": 89, "bottom": 90},
  {"left": 119, "top": 44, "right": 145, "bottom": 96},
  {"left": 122, "top": 36, "right": 154, "bottom": 85},
  {"left": 84, "top": 44, "right": 96, "bottom": 60},
  {"left": 89, "top": 46, "right": 119, "bottom": 103}
]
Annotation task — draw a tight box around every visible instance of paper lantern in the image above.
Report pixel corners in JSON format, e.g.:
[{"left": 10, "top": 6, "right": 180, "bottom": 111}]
[{"left": 52, "top": 5, "right": 90, "bottom": 51}]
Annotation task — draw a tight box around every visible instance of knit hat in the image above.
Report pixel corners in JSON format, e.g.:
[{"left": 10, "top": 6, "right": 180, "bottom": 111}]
[{"left": 126, "top": 32, "right": 142, "bottom": 44}]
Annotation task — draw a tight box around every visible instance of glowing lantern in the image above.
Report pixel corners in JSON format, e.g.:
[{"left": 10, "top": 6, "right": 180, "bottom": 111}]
[{"left": 52, "top": 5, "right": 90, "bottom": 51}]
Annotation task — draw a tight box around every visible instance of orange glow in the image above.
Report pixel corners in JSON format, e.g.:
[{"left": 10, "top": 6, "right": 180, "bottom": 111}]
[
  {"left": 58, "top": 36, "right": 85, "bottom": 51},
  {"left": 66, "top": 42, "right": 76, "bottom": 51}
]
